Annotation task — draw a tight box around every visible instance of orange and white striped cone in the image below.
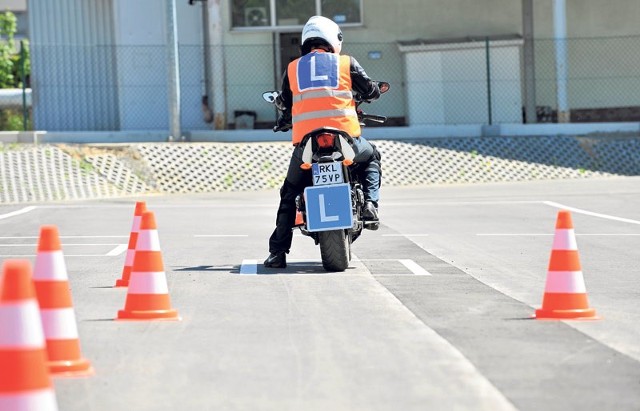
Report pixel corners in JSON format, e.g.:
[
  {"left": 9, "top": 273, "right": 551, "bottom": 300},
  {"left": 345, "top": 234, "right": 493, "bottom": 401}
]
[
  {"left": 116, "top": 201, "right": 147, "bottom": 287},
  {"left": 0, "top": 260, "right": 59, "bottom": 410},
  {"left": 535, "top": 210, "right": 598, "bottom": 320},
  {"left": 117, "top": 211, "right": 180, "bottom": 321},
  {"left": 33, "top": 225, "right": 93, "bottom": 376}
]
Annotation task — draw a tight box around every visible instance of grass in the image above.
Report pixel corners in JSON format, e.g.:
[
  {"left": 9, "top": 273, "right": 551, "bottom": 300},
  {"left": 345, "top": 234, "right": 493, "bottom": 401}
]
[{"left": 0, "top": 109, "right": 31, "bottom": 131}]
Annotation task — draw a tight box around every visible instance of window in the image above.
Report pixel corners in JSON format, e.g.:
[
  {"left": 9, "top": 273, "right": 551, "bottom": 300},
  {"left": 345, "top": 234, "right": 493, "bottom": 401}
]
[
  {"left": 231, "top": 0, "right": 271, "bottom": 28},
  {"left": 231, "top": 0, "right": 363, "bottom": 29},
  {"left": 275, "top": 0, "right": 315, "bottom": 26},
  {"left": 321, "top": 0, "right": 361, "bottom": 24}
]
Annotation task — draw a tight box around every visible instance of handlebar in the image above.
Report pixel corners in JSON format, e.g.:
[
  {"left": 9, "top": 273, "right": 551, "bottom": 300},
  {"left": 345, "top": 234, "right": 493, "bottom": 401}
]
[
  {"left": 359, "top": 113, "right": 387, "bottom": 123},
  {"left": 267, "top": 81, "right": 390, "bottom": 132}
]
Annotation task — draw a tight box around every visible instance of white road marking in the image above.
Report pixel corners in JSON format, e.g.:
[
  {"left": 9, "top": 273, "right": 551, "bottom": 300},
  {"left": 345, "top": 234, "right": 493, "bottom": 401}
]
[
  {"left": 238, "top": 257, "right": 431, "bottom": 276},
  {"left": 382, "top": 234, "right": 429, "bottom": 237},
  {"left": 477, "top": 233, "right": 640, "bottom": 236},
  {"left": 477, "top": 233, "right": 552, "bottom": 236},
  {"left": 240, "top": 259, "right": 258, "bottom": 274},
  {"left": 353, "top": 257, "right": 432, "bottom": 276},
  {"left": 0, "top": 235, "right": 128, "bottom": 239},
  {"left": 106, "top": 244, "right": 128, "bottom": 256},
  {"left": 543, "top": 201, "right": 640, "bottom": 225},
  {"left": 60, "top": 235, "right": 129, "bottom": 238},
  {"left": 195, "top": 235, "right": 249, "bottom": 238},
  {"left": 572, "top": 233, "right": 640, "bottom": 236},
  {"left": 385, "top": 200, "right": 542, "bottom": 207},
  {"left": 0, "top": 206, "right": 37, "bottom": 220},
  {"left": 399, "top": 259, "right": 432, "bottom": 276},
  {"left": 0, "top": 238, "right": 128, "bottom": 257},
  {"left": 0, "top": 254, "right": 120, "bottom": 257},
  {"left": 0, "top": 243, "right": 125, "bottom": 247},
  {"left": 36, "top": 204, "right": 276, "bottom": 209}
]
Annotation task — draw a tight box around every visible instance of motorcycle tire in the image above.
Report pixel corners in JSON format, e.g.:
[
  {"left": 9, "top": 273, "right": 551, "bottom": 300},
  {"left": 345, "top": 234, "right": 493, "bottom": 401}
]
[{"left": 318, "top": 229, "right": 350, "bottom": 272}]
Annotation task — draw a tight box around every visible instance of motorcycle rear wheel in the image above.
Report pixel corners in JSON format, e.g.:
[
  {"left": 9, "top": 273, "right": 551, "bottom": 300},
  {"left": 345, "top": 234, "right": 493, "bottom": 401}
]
[{"left": 318, "top": 229, "right": 350, "bottom": 272}]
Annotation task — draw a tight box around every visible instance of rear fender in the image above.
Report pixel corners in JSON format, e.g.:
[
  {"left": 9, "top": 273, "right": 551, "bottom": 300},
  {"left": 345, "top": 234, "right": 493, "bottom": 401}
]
[{"left": 299, "top": 128, "right": 356, "bottom": 164}]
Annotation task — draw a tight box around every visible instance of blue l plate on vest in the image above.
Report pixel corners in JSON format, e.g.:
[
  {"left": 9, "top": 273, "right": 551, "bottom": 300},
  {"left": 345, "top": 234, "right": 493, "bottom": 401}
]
[
  {"left": 297, "top": 52, "right": 339, "bottom": 91},
  {"left": 304, "top": 183, "right": 353, "bottom": 232}
]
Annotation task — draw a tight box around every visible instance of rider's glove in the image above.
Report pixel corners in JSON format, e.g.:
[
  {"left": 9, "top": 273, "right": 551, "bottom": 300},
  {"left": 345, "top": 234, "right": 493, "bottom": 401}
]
[
  {"left": 274, "top": 112, "right": 292, "bottom": 132},
  {"left": 274, "top": 94, "right": 287, "bottom": 112}
]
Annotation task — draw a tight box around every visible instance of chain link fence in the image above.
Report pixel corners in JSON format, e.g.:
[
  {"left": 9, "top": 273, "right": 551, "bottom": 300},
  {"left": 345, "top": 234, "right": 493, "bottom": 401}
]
[
  {"left": 24, "top": 36, "right": 640, "bottom": 132},
  {"left": 533, "top": 36, "right": 640, "bottom": 122}
]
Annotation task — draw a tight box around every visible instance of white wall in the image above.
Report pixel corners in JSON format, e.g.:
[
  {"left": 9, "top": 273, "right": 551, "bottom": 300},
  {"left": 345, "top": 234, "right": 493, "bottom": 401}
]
[
  {"left": 403, "top": 40, "right": 523, "bottom": 125},
  {"left": 112, "top": 0, "right": 207, "bottom": 131}
]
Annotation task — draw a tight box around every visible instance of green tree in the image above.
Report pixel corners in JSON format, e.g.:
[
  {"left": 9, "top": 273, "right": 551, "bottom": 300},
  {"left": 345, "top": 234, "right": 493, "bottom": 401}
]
[
  {"left": 0, "top": 11, "right": 18, "bottom": 88},
  {"left": 0, "top": 11, "right": 31, "bottom": 131}
]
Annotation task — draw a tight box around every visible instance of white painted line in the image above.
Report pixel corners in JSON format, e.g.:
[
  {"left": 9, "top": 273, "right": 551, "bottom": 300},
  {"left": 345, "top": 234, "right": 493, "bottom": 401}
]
[
  {"left": 0, "top": 235, "right": 128, "bottom": 239},
  {"left": 477, "top": 233, "right": 551, "bottom": 236},
  {"left": 399, "top": 259, "right": 432, "bottom": 276},
  {"left": 543, "top": 201, "right": 640, "bottom": 225},
  {"left": 0, "top": 255, "right": 119, "bottom": 257},
  {"left": 195, "top": 235, "right": 249, "bottom": 238},
  {"left": 60, "top": 235, "right": 129, "bottom": 238},
  {"left": 0, "top": 206, "right": 37, "bottom": 220},
  {"left": 385, "top": 200, "right": 542, "bottom": 207},
  {"left": 0, "top": 243, "right": 125, "bottom": 247},
  {"left": 240, "top": 259, "right": 258, "bottom": 274},
  {"left": 37, "top": 204, "right": 276, "bottom": 209},
  {"left": 575, "top": 233, "right": 640, "bottom": 236},
  {"left": 32, "top": 200, "right": 540, "bottom": 210},
  {"left": 106, "top": 244, "right": 128, "bottom": 256},
  {"left": 384, "top": 234, "right": 421, "bottom": 238},
  {"left": 478, "top": 233, "right": 640, "bottom": 236}
]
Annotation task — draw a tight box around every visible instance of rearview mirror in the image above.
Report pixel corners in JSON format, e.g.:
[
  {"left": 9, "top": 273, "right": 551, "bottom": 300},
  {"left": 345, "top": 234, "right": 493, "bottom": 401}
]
[
  {"left": 262, "top": 91, "right": 279, "bottom": 104},
  {"left": 378, "top": 82, "right": 390, "bottom": 94}
]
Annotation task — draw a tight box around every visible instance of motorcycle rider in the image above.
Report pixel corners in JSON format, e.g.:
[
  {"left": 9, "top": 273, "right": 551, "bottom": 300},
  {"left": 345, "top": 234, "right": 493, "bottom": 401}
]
[{"left": 264, "top": 15, "right": 382, "bottom": 269}]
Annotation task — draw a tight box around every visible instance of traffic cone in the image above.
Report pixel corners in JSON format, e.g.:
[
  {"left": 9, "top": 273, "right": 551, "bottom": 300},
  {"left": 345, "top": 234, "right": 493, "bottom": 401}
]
[
  {"left": 116, "top": 201, "right": 147, "bottom": 287},
  {"left": 0, "top": 260, "right": 59, "bottom": 410},
  {"left": 535, "top": 210, "right": 598, "bottom": 320},
  {"left": 117, "top": 211, "right": 180, "bottom": 321},
  {"left": 33, "top": 225, "right": 93, "bottom": 376}
]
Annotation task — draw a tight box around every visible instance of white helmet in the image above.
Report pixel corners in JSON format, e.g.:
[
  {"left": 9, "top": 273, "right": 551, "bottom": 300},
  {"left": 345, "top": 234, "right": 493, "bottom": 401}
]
[{"left": 301, "top": 16, "right": 343, "bottom": 54}]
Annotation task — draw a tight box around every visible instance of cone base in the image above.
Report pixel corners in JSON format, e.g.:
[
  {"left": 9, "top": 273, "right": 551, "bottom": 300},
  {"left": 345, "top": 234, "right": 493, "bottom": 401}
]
[
  {"left": 535, "top": 307, "right": 598, "bottom": 320},
  {"left": 114, "top": 279, "right": 129, "bottom": 287},
  {"left": 49, "top": 357, "right": 94, "bottom": 377},
  {"left": 117, "top": 308, "right": 180, "bottom": 321}
]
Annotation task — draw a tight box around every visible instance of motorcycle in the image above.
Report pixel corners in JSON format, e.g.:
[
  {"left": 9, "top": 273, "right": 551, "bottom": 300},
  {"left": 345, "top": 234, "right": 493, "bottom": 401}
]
[{"left": 262, "top": 82, "right": 390, "bottom": 272}]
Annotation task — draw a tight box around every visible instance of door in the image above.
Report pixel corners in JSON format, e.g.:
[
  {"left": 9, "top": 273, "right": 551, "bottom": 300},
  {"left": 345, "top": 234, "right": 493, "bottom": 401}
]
[{"left": 278, "top": 32, "right": 301, "bottom": 83}]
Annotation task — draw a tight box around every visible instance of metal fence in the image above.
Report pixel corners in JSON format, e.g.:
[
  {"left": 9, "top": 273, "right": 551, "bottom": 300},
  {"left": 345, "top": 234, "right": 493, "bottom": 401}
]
[{"left": 24, "top": 36, "right": 640, "bottom": 132}]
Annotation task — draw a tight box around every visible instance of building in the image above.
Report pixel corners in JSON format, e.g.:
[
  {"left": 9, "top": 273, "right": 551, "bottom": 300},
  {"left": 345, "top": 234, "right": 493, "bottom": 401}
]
[{"left": 25, "top": 1, "right": 640, "bottom": 134}]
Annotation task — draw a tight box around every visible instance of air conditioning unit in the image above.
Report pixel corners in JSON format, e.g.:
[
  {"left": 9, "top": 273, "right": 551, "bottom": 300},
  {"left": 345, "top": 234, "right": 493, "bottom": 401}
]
[{"left": 245, "top": 7, "right": 268, "bottom": 27}]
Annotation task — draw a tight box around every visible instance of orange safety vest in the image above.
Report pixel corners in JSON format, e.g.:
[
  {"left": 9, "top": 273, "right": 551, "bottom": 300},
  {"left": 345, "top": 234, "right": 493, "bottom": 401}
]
[{"left": 288, "top": 51, "right": 361, "bottom": 145}]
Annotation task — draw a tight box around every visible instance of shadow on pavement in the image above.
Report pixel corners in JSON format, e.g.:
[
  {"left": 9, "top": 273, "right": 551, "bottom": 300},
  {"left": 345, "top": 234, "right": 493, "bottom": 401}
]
[{"left": 173, "top": 262, "right": 351, "bottom": 275}]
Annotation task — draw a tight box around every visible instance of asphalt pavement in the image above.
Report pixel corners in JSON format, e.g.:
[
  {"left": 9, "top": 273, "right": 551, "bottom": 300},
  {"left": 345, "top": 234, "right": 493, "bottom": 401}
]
[{"left": 0, "top": 176, "right": 639, "bottom": 410}]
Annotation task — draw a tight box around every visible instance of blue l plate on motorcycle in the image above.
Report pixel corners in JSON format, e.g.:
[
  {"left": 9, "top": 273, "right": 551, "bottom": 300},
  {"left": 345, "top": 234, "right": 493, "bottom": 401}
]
[
  {"left": 312, "top": 162, "right": 344, "bottom": 186},
  {"left": 304, "top": 183, "right": 353, "bottom": 232}
]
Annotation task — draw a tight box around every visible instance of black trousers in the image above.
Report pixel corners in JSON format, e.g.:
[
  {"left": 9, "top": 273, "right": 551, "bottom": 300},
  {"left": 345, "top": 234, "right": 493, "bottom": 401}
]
[{"left": 268, "top": 136, "right": 380, "bottom": 254}]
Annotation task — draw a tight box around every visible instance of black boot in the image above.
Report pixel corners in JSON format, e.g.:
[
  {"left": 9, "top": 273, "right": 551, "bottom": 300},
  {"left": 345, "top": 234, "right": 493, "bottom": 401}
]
[
  {"left": 264, "top": 251, "right": 287, "bottom": 268},
  {"left": 362, "top": 201, "right": 379, "bottom": 230},
  {"left": 362, "top": 201, "right": 379, "bottom": 221}
]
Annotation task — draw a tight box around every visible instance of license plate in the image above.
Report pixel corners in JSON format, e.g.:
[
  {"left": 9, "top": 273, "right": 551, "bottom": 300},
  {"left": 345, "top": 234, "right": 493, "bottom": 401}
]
[{"left": 312, "top": 162, "right": 344, "bottom": 186}]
